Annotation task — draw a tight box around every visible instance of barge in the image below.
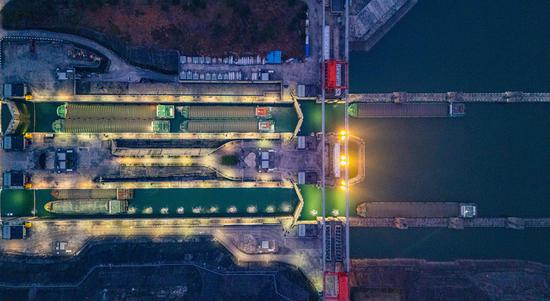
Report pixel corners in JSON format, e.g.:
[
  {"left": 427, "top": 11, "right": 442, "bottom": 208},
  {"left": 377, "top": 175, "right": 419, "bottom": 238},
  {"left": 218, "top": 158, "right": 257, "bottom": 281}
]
[{"left": 348, "top": 102, "right": 465, "bottom": 118}]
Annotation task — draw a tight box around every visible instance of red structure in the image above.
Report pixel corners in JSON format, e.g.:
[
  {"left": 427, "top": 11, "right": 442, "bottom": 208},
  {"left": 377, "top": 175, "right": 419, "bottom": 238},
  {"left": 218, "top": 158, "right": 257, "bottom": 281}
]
[
  {"left": 324, "top": 272, "right": 350, "bottom": 301},
  {"left": 324, "top": 60, "right": 348, "bottom": 90}
]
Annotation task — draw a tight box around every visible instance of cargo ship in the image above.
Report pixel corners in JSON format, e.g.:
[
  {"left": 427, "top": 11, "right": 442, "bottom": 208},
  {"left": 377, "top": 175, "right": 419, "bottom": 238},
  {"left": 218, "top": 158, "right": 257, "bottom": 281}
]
[
  {"left": 51, "top": 189, "right": 133, "bottom": 200},
  {"left": 179, "top": 105, "right": 271, "bottom": 119},
  {"left": 52, "top": 119, "right": 169, "bottom": 133},
  {"left": 44, "top": 199, "right": 128, "bottom": 215},
  {"left": 180, "top": 120, "right": 275, "bottom": 133},
  {"left": 56, "top": 103, "right": 157, "bottom": 119},
  {"left": 356, "top": 202, "right": 476, "bottom": 218},
  {"left": 53, "top": 103, "right": 173, "bottom": 133},
  {"left": 348, "top": 103, "right": 465, "bottom": 118}
]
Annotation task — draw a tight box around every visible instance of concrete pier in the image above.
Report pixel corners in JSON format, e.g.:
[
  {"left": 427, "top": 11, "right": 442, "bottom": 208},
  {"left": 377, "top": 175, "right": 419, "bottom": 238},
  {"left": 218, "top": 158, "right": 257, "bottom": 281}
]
[
  {"left": 350, "top": 0, "right": 418, "bottom": 51},
  {"left": 349, "top": 92, "right": 550, "bottom": 103},
  {"left": 349, "top": 217, "right": 550, "bottom": 230}
]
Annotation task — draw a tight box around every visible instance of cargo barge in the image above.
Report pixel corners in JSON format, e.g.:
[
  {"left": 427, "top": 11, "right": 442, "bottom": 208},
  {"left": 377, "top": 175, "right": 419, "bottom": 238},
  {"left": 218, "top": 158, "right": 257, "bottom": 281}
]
[
  {"left": 51, "top": 189, "right": 133, "bottom": 200},
  {"left": 52, "top": 119, "right": 169, "bottom": 133},
  {"left": 180, "top": 120, "right": 275, "bottom": 133},
  {"left": 348, "top": 103, "right": 465, "bottom": 118},
  {"left": 44, "top": 199, "right": 128, "bottom": 215},
  {"left": 356, "top": 202, "right": 476, "bottom": 218},
  {"left": 180, "top": 106, "right": 272, "bottom": 119},
  {"left": 57, "top": 103, "right": 157, "bottom": 119}
]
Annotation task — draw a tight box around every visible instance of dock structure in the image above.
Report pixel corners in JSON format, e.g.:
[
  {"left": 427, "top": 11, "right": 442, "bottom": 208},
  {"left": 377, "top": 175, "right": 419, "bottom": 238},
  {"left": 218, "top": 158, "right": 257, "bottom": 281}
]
[
  {"left": 349, "top": 217, "right": 550, "bottom": 230},
  {"left": 349, "top": 92, "right": 550, "bottom": 103},
  {"left": 350, "top": 0, "right": 418, "bottom": 51},
  {"left": 26, "top": 81, "right": 288, "bottom": 104}
]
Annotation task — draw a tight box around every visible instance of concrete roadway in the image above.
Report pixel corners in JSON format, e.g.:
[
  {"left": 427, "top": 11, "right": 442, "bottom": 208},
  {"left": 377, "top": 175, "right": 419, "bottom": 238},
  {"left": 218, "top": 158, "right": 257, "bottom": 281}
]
[{"left": 0, "top": 219, "right": 322, "bottom": 290}]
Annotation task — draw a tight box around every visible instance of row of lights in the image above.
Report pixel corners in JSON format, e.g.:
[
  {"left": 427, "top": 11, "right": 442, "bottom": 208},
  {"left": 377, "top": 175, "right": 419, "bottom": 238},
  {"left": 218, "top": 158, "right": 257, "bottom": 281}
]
[
  {"left": 126, "top": 204, "right": 293, "bottom": 215},
  {"left": 310, "top": 209, "right": 340, "bottom": 216}
]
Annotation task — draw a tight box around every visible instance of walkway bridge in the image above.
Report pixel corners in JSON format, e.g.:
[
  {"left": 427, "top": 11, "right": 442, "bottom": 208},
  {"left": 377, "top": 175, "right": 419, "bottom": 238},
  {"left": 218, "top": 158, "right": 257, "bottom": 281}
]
[{"left": 349, "top": 92, "right": 550, "bottom": 103}]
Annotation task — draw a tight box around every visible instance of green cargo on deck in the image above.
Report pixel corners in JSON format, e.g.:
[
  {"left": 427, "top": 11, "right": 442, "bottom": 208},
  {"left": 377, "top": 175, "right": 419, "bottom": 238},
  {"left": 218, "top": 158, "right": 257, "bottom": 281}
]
[
  {"left": 44, "top": 199, "right": 128, "bottom": 215},
  {"left": 152, "top": 120, "right": 170, "bottom": 133},
  {"left": 156, "top": 105, "right": 175, "bottom": 119}
]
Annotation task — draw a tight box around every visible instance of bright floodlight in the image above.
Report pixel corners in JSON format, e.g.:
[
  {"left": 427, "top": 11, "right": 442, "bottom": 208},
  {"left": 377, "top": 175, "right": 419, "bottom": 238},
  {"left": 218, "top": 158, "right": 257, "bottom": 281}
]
[{"left": 281, "top": 203, "right": 291, "bottom": 212}]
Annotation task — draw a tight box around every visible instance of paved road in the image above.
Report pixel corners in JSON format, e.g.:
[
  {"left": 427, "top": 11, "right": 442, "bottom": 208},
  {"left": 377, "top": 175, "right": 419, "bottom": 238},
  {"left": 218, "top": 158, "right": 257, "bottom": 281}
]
[{"left": 0, "top": 219, "right": 323, "bottom": 290}]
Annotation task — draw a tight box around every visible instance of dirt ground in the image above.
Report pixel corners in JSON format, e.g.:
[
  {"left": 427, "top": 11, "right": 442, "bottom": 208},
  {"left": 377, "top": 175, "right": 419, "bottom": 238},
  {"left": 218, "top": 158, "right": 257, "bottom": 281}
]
[{"left": 2, "top": 0, "right": 308, "bottom": 58}]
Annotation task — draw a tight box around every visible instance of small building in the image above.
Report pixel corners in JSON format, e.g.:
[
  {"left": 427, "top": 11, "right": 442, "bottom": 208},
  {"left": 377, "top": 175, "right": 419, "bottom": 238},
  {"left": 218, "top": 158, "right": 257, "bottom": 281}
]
[
  {"left": 2, "top": 135, "right": 26, "bottom": 151},
  {"left": 266, "top": 51, "right": 282, "bottom": 64},
  {"left": 3, "top": 171, "right": 29, "bottom": 188},
  {"left": 2, "top": 224, "right": 27, "bottom": 240},
  {"left": 324, "top": 60, "right": 348, "bottom": 91},
  {"left": 2, "top": 83, "right": 28, "bottom": 99},
  {"left": 56, "top": 149, "right": 76, "bottom": 173}
]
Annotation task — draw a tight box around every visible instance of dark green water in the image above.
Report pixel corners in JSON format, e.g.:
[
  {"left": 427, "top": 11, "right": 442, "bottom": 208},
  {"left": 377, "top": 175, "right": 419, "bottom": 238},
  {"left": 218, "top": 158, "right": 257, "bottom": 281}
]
[
  {"left": 29, "top": 103, "right": 298, "bottom": 133},
  {"left": 1, "top": 188, "right": 297, "bottom": 218},
  {"left": 349, "top": 0, "right": 550, "bottom": 263}
]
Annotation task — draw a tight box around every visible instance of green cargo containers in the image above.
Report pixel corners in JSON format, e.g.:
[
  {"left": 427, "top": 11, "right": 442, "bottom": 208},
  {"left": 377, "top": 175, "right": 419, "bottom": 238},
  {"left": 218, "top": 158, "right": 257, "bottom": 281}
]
[
  {"left": 152, "top": 120, "right": 170, "bottom": 133},
  {"left": 156, "top": 105, "right": 175, "bottom": 119}
]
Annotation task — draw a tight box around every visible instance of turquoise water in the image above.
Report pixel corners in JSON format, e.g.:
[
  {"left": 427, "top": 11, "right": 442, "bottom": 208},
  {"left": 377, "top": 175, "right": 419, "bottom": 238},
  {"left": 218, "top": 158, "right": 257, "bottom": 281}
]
[
  {"left": 349, "top": 0, "right": 550, "bottom": 263},
  {"left": 1, "top": 188, "right": 298, "bottom": 218},
  {"left": 29, "top": 103, "right": 298, "bottom": 133}
]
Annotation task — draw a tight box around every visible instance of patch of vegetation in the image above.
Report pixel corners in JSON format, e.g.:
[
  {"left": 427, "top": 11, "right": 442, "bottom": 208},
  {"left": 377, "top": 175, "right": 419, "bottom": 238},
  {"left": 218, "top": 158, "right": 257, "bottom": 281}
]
[
  {"left": 221, "top": 155, "right": 239, "bottom": 166},
  {"left": 1, "top": 0, "right": 308, "bottom": 57}
]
